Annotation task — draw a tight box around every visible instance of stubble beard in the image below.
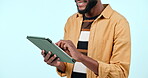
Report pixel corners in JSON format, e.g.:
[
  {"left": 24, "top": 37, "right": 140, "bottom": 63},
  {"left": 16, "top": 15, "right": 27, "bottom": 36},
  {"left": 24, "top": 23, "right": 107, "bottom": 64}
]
[{"left": 76, "top": 0, "right": 98, "bottom": 14}]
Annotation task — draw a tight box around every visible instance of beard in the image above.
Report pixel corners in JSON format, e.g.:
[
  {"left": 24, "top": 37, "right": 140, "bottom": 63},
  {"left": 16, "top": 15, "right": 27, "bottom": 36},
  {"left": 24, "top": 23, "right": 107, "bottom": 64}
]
[{"left": 76, "top": 0, "right": 98, "bottom": 14}]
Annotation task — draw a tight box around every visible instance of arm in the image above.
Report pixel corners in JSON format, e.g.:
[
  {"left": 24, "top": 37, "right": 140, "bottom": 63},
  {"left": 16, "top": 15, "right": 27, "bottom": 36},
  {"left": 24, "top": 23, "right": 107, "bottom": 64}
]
[
  {"left": 97, "top": 18, "right": 131, "bottom": 78},
  {"left": 56, "top": 40, "right": 99, "bottom": 74},
  {"left": 79, "top": 53, "right": 99, "bottom": 75}
]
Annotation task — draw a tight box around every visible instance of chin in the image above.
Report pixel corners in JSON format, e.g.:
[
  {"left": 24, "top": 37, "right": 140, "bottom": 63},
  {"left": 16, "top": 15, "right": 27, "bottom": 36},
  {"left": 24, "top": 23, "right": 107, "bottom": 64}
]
[
  {"left": 79, "top": 9, "right": 85, "bottom": 11},
  {"left": 78, "top": 10, "right": 86, "bottom": 14}
]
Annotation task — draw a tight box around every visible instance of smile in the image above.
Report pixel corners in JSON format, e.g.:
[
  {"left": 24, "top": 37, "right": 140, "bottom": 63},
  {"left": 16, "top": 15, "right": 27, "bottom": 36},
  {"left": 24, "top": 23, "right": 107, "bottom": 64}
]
[{"left": 77, "top": 2, "right": 87, "bottom": 7}]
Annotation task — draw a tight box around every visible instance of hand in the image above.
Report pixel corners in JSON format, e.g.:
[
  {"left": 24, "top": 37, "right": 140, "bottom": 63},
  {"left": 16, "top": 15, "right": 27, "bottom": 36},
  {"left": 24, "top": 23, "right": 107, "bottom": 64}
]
[
  {"left": 56, "top": 40, "right": 99, "bottom": 74},
  {"left": 41, "top": 50, "right": 61, "bottom": 67},
  {"left": 56, "top": 40, "right": 83, "bottom": 61}
]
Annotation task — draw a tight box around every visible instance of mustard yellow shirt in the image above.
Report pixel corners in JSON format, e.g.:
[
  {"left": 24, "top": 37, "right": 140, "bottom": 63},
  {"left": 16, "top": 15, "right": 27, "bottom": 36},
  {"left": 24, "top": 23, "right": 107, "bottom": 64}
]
[{"left": 57, "top": 4, "right": 131, "bottom": 78}]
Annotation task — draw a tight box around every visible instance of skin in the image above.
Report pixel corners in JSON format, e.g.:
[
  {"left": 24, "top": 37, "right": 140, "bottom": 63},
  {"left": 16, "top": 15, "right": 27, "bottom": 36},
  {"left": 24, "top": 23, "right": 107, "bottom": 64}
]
[
  {"left": 41, "top": 50, "right": 66, "bottom": 72},
  {"left": 41, "top": 0, "right": 105, "bottom": 75},
  {"left": 76, "top": 0, "right": 104, "bottom": 17}
]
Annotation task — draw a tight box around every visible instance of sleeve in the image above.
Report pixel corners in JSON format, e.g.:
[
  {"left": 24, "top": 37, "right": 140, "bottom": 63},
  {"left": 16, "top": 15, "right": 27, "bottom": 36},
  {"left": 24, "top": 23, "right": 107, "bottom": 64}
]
[
  {"left": 97, "top": 18, "right": 131, "bottom": 78},
  {"left": 56, "top": 63, "right": 67, "bottom": 77}
]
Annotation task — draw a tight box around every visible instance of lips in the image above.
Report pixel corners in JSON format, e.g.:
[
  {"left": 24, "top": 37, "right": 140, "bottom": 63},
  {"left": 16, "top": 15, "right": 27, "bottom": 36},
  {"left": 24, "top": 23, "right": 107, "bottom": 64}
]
[
  {"left": 77, "top": 1, "right": 87, "bottom": 7},
  {"left": 77, "top": 2, "right": 85, "bottom": 6}
]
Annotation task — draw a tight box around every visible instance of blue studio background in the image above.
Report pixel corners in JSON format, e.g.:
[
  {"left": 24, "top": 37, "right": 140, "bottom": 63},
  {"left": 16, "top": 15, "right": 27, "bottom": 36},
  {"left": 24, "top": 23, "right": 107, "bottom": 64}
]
[{"left": 0, "top": 0, "right": 147, "bottom": 78}]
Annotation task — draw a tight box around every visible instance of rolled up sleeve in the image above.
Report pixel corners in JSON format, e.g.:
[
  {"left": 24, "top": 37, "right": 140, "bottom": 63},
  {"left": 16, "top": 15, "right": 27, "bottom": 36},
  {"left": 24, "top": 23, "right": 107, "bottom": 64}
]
[{"left": 56, "top": 68, "right": 67, "bottom": 77}]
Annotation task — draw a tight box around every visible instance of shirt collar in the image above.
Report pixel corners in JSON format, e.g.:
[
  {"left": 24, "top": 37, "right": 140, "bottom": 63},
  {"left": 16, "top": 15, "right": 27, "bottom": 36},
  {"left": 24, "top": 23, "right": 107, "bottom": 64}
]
[
  {"left": 100, "top": 4, "right": 114, "bottom": 19},
  {"left": 76, "top": 4, "right": 114, "bottom": 19}
]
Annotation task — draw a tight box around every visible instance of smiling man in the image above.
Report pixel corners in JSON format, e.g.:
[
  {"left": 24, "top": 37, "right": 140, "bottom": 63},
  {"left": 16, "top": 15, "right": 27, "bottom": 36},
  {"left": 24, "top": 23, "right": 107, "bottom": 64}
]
[{"left": 41, "top": 0, "right": 131, "bottom": 78}]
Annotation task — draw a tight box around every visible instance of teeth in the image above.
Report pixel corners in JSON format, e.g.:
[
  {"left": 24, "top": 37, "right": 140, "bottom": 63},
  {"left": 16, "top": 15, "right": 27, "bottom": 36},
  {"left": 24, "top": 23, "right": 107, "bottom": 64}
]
[
  {"left": 78, "top": 2, "right": 84, "bottom": 5},
  {"left": 78, "top": 3, "right": 83, "bottom": 5}
]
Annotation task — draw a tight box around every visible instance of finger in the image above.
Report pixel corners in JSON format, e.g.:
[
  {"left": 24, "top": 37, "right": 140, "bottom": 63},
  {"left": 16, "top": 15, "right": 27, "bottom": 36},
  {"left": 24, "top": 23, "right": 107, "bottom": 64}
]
[
  {"left": 41, "top": 50, "right": 46, "bottom": 57},
  {"left": 61, "top": 40, "right": 67, "bottom": 49},
  {"left": 41, "top": 50, "right": 44, "bottom": 55},
  {"left": 50, "top": 58, "right": 60, "bottom": 66},
  {"left": 61, "top": 42, "right": 66, "bottom": 49},
  {"left": 56, "top": 40, "right": 62, "bottom": 47},
  {"left": 59, "top": 40, "right": 64, "bottom": 48},
  {"left": 50, "top": 54, "right": 57, "bottom": 63},
  {"left": 55, "top": 39, "right": 62, "bottom": 46},
  {"left": 63, "top": 44, "right": 68, "bottom": 50},
  {"left": 44, "top": 52, "right": 52, "bottom": 62},
  {"left": 46, "top": 54, "right": 57, "bottom": 65},
  {"left": 58, "top": 40, "right": 64, "bottom": 49},
  {"left": 61, "top": 40, "right": 64, "bottom": 47}
]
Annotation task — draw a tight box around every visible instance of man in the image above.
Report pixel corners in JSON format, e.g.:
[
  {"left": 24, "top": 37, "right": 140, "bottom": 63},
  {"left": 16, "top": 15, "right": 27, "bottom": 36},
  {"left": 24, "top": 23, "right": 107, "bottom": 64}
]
[{"left": 41, "top": 0, "right": 131, "bottom": 78}]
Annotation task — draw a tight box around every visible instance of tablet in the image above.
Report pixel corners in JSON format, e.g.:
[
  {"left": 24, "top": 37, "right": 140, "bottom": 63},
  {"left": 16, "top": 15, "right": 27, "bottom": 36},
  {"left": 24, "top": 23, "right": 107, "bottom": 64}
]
[{"left": 27, "top": 36, "right": 76, "bottom": 64}]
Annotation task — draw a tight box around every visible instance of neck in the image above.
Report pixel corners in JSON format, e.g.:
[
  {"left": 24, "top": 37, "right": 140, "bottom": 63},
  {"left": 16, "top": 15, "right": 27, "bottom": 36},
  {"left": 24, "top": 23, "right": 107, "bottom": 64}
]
[{"left": 85, "top": 0, "right": 104, "bottom": 18}]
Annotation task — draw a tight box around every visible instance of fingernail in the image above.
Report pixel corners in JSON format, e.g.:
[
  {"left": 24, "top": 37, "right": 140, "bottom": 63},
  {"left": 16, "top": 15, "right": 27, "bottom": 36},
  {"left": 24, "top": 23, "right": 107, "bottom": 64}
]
[
  {"left": 54, "top": 54, "right": 56, "bottom": 57},
  {"left": 48, "top": 52, "right": 51, "bottom": 55}
]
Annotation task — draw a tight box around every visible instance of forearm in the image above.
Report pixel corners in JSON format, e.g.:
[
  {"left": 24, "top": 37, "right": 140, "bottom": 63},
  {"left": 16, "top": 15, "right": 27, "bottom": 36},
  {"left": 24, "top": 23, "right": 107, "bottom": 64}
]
[
  {"left": 79, "top": 54, "right": 99, "bottom": 75},
  {"left": 56, "top": 62, "right": 66, "bottom": 73}
]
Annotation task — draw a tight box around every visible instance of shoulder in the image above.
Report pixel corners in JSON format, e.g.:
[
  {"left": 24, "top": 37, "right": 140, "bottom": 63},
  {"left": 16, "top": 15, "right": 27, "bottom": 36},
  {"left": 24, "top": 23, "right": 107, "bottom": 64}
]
[
  {"left": 111, "top": 11, "right": 130, "bottom": 37},
  {"left": 111, "top": 10, "right": 129, "bottom": 25},
  {"left": 64, "top": 13, "right": 79, "bottom": 30},
  {"left": 66, "top": 13, "right": 80, "bottom": 22}
]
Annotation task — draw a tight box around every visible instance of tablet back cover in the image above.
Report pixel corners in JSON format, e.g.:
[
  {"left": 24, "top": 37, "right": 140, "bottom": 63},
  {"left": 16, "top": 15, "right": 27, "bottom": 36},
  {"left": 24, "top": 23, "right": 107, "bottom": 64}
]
[{"left": 27, "top": 36, "right": 75, "bottom": 64}]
